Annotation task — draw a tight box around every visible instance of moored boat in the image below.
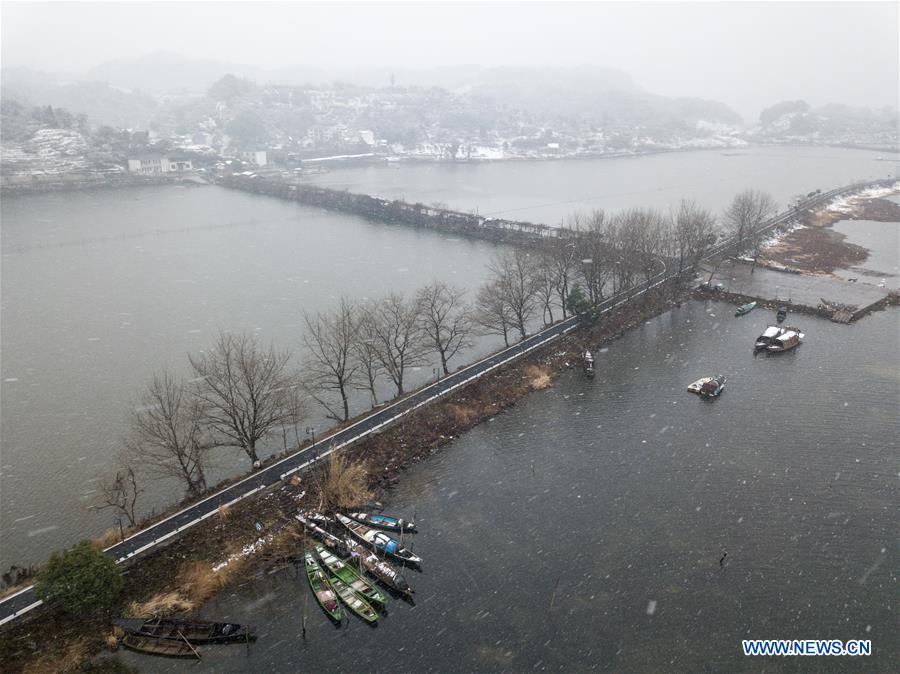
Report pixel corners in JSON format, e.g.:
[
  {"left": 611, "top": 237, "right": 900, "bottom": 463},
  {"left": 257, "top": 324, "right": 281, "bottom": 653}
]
[
  {"left": 305, "top": 551, "right": 343, "bottom": 623},
  {"left": 345, "top": 511, "right": 417, "bottom": 533},
  {"left": 699, "top": 374, "right": 726, "bottom": 397},
  {"left": 755, "top": 325, "right": 784, "bottom": 350},
  {"left": 296, "top": 512, "right": 343, "bottom": 548},
  {"left": 326, "top": 573, "right": 378, "bottom": 623},
  {"left": 767, "top": 328, "right": 804, "bottom": 352},
  {"left": 343, "top": 536, "right": 414, "bottom": 596},
  {"left": 776, "top": 305, "right": 788, "bottom": 323},
  {"left": 120, "top": 634, "right": 198, "bottom": 658},
  {"left": 316, "top": 544, "right": 387, "bottom": 608},
  {"left": 687, "top": 377, "right": 713, "bottom": 394},
  {"left": 113, "top": 617, "right": 254, "bottom": 644},
  {"left": 336, "top": 513, "right": 423, "bottom": 565},
  {"left": 735, "top": 301, "right": 757, "bottom": 316}
]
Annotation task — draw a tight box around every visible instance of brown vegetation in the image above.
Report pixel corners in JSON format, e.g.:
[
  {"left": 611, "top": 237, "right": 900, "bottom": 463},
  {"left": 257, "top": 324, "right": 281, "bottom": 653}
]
[
  {"left": 524, "top": 364, "right": 553, "bottom": 390},
  {"left": 317, "top": 452, "right": 373, "bottom": 511}
]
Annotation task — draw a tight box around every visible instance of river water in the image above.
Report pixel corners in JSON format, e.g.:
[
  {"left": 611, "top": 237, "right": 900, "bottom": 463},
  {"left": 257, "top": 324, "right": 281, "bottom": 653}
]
[
  {"left": 310, "top": 147, "right": 899, "bottom": 224},
  {"left": 119, "top": 300, "right": 899, "bottom": 673},
  {"left": 1, "top": 146, "right": 897, "bottom": 571}
]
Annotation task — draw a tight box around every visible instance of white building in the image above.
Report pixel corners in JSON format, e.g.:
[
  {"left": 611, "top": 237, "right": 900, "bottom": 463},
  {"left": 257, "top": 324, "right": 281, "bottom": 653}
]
[
  {"left": 127, "top": 155, "right": 193, "bottom": 173},
  {"left": 239, "top": 150, "right": 268, "bottom": 166}
]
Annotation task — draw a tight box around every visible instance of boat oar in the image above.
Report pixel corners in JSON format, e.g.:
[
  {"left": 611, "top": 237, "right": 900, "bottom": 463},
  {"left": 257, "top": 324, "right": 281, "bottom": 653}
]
[{"left": 177, "top": 630, "right": 201, "bottom": 660}]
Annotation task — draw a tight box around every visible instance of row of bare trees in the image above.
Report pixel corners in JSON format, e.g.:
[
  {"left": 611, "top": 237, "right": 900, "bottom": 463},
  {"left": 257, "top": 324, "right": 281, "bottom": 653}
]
[{"left": 96, "top": 190, "right": 777, "bottom": 526}]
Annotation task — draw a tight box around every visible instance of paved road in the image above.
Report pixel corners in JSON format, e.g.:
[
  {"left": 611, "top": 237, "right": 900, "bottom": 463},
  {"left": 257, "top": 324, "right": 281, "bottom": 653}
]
[{"left": 0, "top": 178, "right": 885, "bottom": 627}]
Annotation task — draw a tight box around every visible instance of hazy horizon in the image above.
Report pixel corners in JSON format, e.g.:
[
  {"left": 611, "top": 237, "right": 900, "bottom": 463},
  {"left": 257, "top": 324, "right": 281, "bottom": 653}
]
[{"left": 2, "top": 1, "right": 898, "bottom": 119}]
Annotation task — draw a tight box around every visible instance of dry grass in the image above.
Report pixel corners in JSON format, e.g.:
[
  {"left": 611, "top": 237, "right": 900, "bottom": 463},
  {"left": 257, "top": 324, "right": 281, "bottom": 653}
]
[
  {"left": 92, "top": 527, "right": 124, "bottom": 550},
  {"left": 103, "top": 631, "right": 120, "bottom": 650},
  {"left": 319, "top": 452, "right": 373, "bottom": 510},
  {"left": 217, "top": 503, "right": 231, "bottom": 520},
  {"left": 448, "top": 403, "right": 477, "bottom": 425},
  {"left": 22, "top": 639, "right": 88, "bottom": 674},
  {"left": 124, "top": 590, "right": 195, "bottom": 618},
  {"left": 524, "top": 364, "right": 553, "bottom": 390}
]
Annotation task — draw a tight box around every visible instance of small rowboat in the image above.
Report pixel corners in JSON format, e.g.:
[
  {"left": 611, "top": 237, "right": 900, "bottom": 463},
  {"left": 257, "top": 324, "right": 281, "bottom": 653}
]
[
  {"left": 316, "top": 545, "right": 387, "bottom": 608},
  {"left": 776, "top": 305, "right": 787, "bottom": 323},
  {"left": 687, "top": 377, "right": 713, "bottom": 394},
  {"left": 113, "top": 617, "right": 254, "bottom": 644},
  {"left": 336, "top": 514, "right": 423, "bottom": 565},
  {"left": 120, "top": 634, "right": 198, "bottom": 658},
  {"left": 699, "top": 374, "right": 726, "bottom": 397},
  {"left": 735, "top": 301, "right": 757, "bottom": 316},
  {"left": 326, "top": 573, "right": 378, "bottom": 624},
  {"left": 767, "top": 328, "right": 804, "bottom": 352},
  {"left": 755, "top": 325, "right": 784, "bottom": 350},
  {"left": 305, "top": 551, "right": 342, "bottom": 623},
  {"left": 343, "top": 537, "right": 413, "bottom": 596},
  {"left": 345, "top": 512, "right": 417, "bottom": 533}
]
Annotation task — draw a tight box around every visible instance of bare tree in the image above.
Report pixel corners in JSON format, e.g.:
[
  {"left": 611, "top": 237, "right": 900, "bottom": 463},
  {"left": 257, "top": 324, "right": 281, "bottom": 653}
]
[
  {"left": 94, "top": 463, "right": 142, "bottom": 527},
  {"left": 302, "top": 298, "right": 359, "bottom": 422},
  {"left": 366, "top": 293, "right": 427, "bottom": 397},
  {"left": 473, "top": 279, "right": 514, "bottom": 347},
  {"left": 353, "top": 305, "right": 385, "bottom": 406},
  {"left": 548, "top": 236, "right": 579, "bottom": 318},
  {"left": 126, "top": 370, "right": 213, "bottom": 497},
  {"left": 416, "top": 280, "right": 472, "bottom": 376},
  {"left": 723, "top": 189, "right": 777, "bottom": 272},
  {"left": 189, "top": 332, "right": 299, "bottom": 464},
  {"left": 488, "top": 249, "right": 538, "bottom": 340},
  {"left": 529, "top": 253, "right": 559, "bottom": 325},
  {"left": 671, "top": 199, "right": 717, "bottom": 275}
]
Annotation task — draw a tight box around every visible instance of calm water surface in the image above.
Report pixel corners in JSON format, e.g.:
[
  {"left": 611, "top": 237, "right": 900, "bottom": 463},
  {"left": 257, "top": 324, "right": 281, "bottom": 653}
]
[
  {"left": 832, "top": 219, "right": 900, "bottom": 289},
  {"left": 0, "top": 186, "right": 507, "bottom": 568},
  {"left": 122, "top": 301, "right": 899, "bottom": 673},
  {"left": 1, "top": 147, "right": 897, "bottom": 569},
  {"left": 311, "top": 147, "right": 899, "bottom": 223}
]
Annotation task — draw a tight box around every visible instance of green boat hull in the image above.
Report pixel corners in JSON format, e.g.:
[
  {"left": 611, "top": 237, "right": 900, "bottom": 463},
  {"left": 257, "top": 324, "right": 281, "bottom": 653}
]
[
  {"left": 326, "top": 572, "right": 378, "bottom": 623},
  {"left": 316, "top": 545, "right": 387, "bottom": 608},
  {"left": 304, "top": 552, "right": 343, "bottom": 623}
]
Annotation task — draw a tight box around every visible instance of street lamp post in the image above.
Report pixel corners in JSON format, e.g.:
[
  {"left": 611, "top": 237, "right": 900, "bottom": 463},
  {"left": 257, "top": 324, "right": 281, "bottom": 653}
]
[{"left": 306, "top": 426, "right": 317, "bottom": 459}]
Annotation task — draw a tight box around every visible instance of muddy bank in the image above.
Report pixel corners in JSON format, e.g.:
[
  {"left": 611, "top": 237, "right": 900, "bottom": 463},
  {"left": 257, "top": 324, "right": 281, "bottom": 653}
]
[
  {"left": 0, "top": 283, "right": 682, "bottom": 673},
  {"left": 760, "top": 190, "right": 899, "bottom": 275}
]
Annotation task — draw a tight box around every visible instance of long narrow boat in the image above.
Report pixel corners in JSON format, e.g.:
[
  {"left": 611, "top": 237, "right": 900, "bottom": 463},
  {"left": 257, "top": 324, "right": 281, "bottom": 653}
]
[
  {"left": 316, "top": 545, "right": 386, "bottom": 608},
  {"left": 336, "top": 513, "right": 423, "bottom": 565},
  {"left": 113, "top": 617, "right": 254, "bottom": 644},
  {"left": 325, "top": 573, "right": 378, "bottom": 623},
  {"left": 305, "top": 551, "right": 343, "bottom": 623},
  {"left": 120, "top": 634, "right": 198, "bottom": 658},
  {"left": 345, "top": 511, "right": 417, "bottom": 533},
  {"left": 735, "top": 301, "right": 757, "bottom": 316},
  {"left": 296, "top": 512, "right": 343, "bottom": 548},
  {"left": 343, "top": 537, "right": 414, "bottom": 596}
]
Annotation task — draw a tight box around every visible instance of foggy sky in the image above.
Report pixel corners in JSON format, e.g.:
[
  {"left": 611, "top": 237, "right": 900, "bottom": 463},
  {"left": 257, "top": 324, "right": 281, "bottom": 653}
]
[{"left": 2, "top": 1, "right": 898, "bottom": 117}]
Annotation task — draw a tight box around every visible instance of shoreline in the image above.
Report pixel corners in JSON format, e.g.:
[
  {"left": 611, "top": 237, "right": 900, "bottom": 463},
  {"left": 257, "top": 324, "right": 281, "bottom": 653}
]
[{"left": 0, "top": 280, "right": 686, "bottom": 672}]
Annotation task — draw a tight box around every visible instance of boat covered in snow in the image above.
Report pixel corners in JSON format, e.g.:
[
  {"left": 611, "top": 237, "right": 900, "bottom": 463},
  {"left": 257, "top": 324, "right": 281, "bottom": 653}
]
[
  {"left": 687, "top": 377, "right": 713, "bottom": 394},
  {"left": 336, "top": 513, "right": 423, "bottom": 565},
  {"left": 767, "top": 328, "right": 804, "bottom": 352},
  {"left": 755, "top": 325, "right": 785, "bottom": 350},
  {"left": 583, "top": 350, "right": 594, "bottom": 377}
]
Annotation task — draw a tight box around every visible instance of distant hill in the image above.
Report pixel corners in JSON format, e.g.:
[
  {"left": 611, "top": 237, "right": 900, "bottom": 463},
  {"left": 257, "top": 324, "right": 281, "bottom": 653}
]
[{"left": 1, "top": 68, "right": 158, "bottom": 129}]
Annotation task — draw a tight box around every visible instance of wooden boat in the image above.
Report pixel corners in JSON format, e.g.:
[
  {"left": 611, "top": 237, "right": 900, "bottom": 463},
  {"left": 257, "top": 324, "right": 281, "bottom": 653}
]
[
  {"left": 776, "top": 305, "right": 788, "bottom": 323},
  {"left": 305, "top": 551, "right": 343, "bottom": 623},
  {"left": 120, "top": 634, "right": 198, "bottom": 658},
  {"left": 583, "top": 350, "right": 595, "bottom": 378},
  {"left": 343, "top": 537, "right": 413, "bottom": 596},
  {"left": 767, "top": 328, "right": 804, "bottom": 352},
  {"left": 316, "top": 545, "right": 387, "bottom": 608},
  {"left": 325, "top": 573, "right": 378, "bottom": 624},
  {"left": 699, "top": 375, "right": 726, "bottom": 397},
  {"left": 735, "top": 301, "right": 757, "bottom": 316},
  {"left": 687, "top": 377, "right": 713, "bottom": 394},
  {"left": 336, "top": 513, "right": 423, "bottom": 565},
  {"left": 345, "top": 511, "right": 417, "bottom": 533},
  {"left": 296, "top": 512, "right": 343, "bottom": 548},
  {"left": 755, "top": 325, "right": 784, "bottom": 350},
  {"left": 113, "top": 617, "right": 254, "bottom": 644}
]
